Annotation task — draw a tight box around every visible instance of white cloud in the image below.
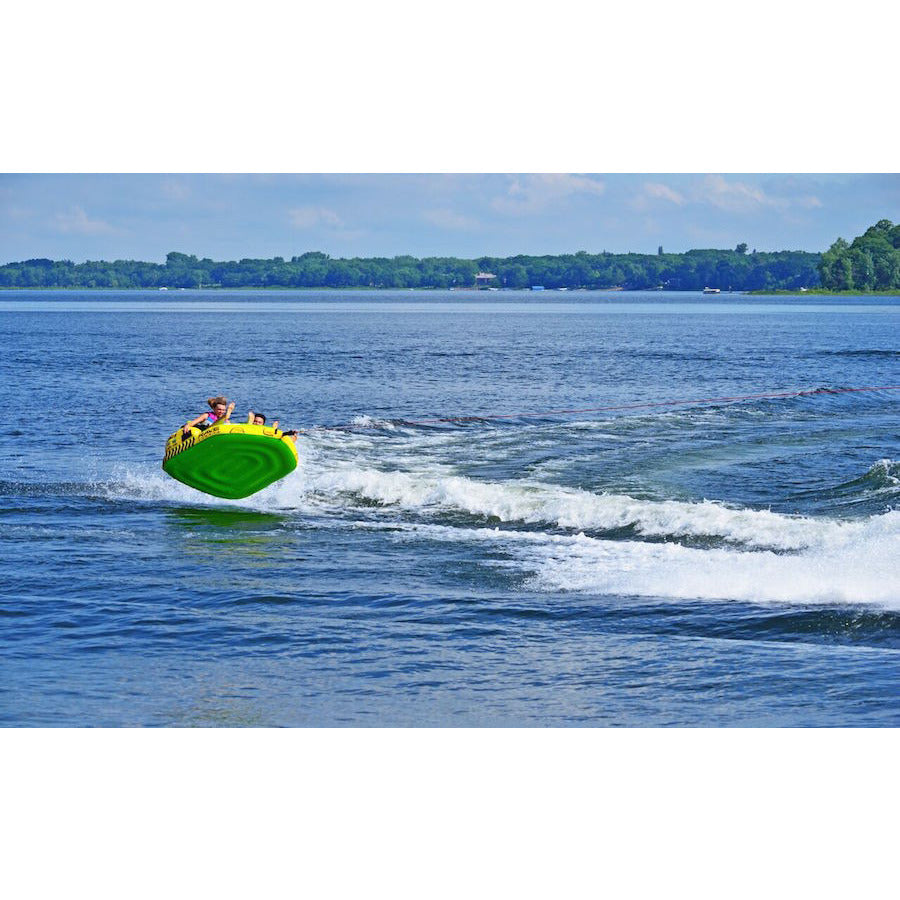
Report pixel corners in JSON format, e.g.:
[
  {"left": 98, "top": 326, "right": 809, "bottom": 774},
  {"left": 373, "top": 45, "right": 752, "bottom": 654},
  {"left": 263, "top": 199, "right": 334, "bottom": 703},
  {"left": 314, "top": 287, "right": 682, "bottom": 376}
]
[
  {"left": 53, "top": 206, "right": 114, "bottom": 235},
  {"left": 421, "top": 208, "right": 479, "bottom": 230},
  {"left": 643, "top": 182, "right": 685, "bottom": 205},
  {"left": 696, "top": 175, "right": 778, "bottom": 212},
  {"left": 287, "top": 206, "right": 343, "bottom": 228},
  {"left": 630, "top": 181, "right": 686, "bottom": 210},
  {"left": 659, "top": 176, "right": 824, "bottom": 215},
  {"left": 491, "top": 174, "right": 605, "bottom": 214}
]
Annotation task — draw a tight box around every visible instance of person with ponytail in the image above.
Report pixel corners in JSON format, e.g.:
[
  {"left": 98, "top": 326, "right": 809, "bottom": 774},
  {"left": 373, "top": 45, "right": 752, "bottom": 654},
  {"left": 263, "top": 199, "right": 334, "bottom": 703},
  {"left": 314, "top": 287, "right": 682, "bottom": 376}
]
[{"left": 182, "top": 395, "right": 235, "bottom": 436}]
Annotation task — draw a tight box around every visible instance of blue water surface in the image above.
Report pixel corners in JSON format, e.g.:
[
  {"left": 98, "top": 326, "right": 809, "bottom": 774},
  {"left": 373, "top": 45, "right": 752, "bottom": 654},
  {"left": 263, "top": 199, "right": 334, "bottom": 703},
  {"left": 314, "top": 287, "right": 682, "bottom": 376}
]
[{"left": 1, "top": 290, "right": 898, "bottom": 726}]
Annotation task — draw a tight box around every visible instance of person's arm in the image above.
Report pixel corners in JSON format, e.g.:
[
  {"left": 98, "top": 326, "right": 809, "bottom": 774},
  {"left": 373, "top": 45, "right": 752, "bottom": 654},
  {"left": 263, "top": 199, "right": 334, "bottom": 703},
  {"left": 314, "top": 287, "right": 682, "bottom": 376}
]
[
  {"left": 246, "top": 410, "right": 254, "bottom": 424},
  {"left": 183, "top": 413, "right": 206, "bottom": 434},
  {"left": 224, "top": 401, "right": 235, "bottom": 422}
]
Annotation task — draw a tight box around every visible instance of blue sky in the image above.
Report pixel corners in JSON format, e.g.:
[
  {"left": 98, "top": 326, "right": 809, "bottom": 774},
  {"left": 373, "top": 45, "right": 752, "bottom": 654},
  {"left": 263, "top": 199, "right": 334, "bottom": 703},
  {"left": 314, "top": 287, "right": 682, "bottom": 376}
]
[{"left": 2, "top": 174, "right": 898, "bottom": 264}]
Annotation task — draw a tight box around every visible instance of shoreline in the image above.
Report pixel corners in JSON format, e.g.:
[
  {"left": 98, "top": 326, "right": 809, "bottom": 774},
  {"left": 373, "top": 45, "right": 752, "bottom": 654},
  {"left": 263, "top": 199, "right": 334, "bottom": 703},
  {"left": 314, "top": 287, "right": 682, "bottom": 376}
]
[
  {"left": 746, "top": 288, "right": 900, "bottom": 296},
  {"left": 3, "top": 286, "right": 899, "bottom": 298}
]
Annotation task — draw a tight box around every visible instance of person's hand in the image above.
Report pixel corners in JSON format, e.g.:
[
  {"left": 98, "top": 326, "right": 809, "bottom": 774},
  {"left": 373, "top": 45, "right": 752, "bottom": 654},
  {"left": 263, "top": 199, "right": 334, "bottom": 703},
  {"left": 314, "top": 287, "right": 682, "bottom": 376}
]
[{"left": 272, "top": 420, "right": 279, "bottom": 430}]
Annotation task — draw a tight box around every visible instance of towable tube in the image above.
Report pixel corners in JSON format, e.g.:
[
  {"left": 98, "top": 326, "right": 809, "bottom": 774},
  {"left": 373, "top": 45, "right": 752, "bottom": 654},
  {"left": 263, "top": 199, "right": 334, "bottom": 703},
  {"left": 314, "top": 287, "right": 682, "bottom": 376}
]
[{"left": 162, "top": 421, "right": 298, "bottom": 499}]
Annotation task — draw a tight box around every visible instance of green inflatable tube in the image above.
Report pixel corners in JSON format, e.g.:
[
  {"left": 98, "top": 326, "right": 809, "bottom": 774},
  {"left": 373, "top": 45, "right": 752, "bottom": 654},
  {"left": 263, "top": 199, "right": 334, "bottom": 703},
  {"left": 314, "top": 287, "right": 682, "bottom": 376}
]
[{"left": 162, "top": 422, "right": 299, "bottom": 499}]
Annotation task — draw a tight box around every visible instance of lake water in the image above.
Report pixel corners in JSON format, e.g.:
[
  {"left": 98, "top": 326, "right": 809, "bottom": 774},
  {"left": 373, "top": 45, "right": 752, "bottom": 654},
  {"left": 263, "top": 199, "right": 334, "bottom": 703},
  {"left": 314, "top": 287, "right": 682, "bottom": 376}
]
[{"left": 1, "top": 289, "right": 898, "bottom": 726}]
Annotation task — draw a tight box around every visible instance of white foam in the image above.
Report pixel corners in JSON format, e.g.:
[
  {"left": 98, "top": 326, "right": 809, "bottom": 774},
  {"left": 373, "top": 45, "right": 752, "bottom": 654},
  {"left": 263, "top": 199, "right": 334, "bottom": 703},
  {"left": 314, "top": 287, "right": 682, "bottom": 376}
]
[
  {"left": 522, "top": 528, "right": 900, "bottom": 607},
  {"left": 285, "top": 458, "right": 892, "bottom": 552},
  {"left": 100, "top": 465, "right": 211, "bottom": 505},
  {"left": 97, "top": 461, "right": 325, "bottom": 515},
  {"left": 102, "top": 446, "right": 896, "bottom": 551},
  {"left": 384, "top": 520, "right": 900, "bottom": 608},
  {"left": 348, "top": 415, "right": 397, "bottom": 431},
  {"left": 99, "top": 449, "right": 900, "bottom": 607}
]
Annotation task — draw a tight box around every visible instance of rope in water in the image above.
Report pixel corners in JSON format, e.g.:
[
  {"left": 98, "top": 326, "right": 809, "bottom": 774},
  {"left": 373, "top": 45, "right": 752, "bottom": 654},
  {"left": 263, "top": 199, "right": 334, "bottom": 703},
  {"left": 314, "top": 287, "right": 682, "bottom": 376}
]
[{"left": 295, "top": 384, "right": 900, "bottom": 435}]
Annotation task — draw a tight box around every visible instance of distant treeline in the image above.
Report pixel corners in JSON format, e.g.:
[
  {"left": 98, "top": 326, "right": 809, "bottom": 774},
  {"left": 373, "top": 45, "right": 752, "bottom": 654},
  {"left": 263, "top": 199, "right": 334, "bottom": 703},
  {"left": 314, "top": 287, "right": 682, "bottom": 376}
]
[
  {"left": 819, "top": 219, "right": 900, "bottom": 291},
  {"left": 0, "top": 246, "right": 823, "bottom": 291}
]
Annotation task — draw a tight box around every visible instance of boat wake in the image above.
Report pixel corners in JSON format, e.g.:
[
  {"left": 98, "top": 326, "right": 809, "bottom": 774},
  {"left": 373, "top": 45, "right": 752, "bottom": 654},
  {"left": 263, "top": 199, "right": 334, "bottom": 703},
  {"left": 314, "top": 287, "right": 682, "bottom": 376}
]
[{"left": 98, "top": 438, "right": 900, "bottom": 609}]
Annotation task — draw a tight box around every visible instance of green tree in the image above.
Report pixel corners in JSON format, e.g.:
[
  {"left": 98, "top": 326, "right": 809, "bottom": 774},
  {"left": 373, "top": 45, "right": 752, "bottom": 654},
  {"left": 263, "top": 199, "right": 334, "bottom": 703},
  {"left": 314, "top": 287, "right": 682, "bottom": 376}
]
[{"left": 820, "top": 221, "right": 900, "bottom": 290}]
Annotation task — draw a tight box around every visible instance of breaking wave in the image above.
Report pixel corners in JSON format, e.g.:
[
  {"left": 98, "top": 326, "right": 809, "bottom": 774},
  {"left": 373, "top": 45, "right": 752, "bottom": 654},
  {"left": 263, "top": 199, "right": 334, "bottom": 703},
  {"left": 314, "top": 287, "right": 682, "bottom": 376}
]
[
  {"left": 290, "top": 454, "right": 897, "bottom": 552},
  {"left": 96, "top": 445, "right": 900, "bottom": 608},
  {"left": 517, "top": 524, "right": 900, "bottom": 607},
  {"left": 379, "top": 520, "right": 900, "bottom": 608}
]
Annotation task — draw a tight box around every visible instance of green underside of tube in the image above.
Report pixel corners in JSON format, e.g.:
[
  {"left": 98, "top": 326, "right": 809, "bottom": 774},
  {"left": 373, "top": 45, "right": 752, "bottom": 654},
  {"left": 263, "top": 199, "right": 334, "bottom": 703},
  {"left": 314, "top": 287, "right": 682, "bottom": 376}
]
[{"left": 163, "top": 433, "right": 297, "bottom": 499}]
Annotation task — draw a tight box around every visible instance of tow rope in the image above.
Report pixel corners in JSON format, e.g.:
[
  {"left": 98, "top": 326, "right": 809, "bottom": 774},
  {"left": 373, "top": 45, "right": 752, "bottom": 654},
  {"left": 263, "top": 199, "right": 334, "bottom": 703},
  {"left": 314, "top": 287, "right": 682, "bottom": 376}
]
[{"left": 298, "top": 384, "right": 900, "bottom": 434}]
